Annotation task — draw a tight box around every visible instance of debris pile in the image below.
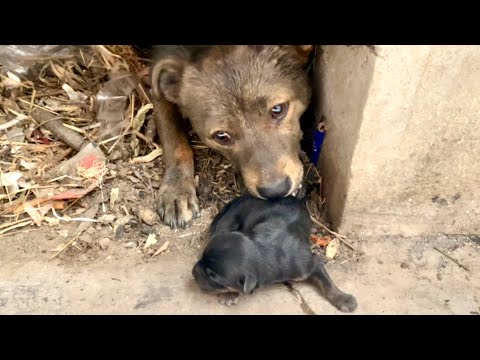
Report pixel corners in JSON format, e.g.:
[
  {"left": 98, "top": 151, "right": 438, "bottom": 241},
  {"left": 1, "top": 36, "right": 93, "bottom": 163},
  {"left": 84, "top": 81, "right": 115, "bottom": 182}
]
[{"left": 0, "top": 45, "right": 352, "bottom": 261}]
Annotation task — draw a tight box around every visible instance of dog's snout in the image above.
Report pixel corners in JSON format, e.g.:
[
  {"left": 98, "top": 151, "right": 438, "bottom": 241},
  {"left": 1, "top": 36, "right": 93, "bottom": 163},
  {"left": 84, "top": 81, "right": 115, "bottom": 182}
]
[{"left": 257, "top": 177, "right": 292, "bottom": 199}]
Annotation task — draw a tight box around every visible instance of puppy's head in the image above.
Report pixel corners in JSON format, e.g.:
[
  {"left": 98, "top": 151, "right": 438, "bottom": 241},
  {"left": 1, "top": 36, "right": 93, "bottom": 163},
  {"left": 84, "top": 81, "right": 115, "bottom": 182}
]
[
  {"left": 192, "top": 232, "right": 257, "bottom": 294},
  {"left": 151, "top": 45, "right": 314, "bottom": 199}
]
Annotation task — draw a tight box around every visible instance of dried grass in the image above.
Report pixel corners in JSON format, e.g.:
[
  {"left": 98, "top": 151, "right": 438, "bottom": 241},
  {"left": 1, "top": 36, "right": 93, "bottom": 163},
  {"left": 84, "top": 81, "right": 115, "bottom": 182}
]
[{"left": 0, "top": 45, "right": 151, "bottom": 234}]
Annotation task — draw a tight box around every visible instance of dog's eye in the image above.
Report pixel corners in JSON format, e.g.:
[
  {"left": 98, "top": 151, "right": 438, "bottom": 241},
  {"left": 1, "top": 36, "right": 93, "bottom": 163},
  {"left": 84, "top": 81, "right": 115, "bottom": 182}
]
[
  {"left": 212, "top": 131, "right": 232, "bottom": 145},
  {"left": 270, "top": 102, "right": 289, "bottom": 120}
]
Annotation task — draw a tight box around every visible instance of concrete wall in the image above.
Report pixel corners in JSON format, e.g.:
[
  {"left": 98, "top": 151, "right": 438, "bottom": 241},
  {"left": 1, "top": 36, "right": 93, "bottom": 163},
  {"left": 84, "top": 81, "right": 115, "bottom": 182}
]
[{"left": 316, "top": 45, "right": 480, "bottom": 237}]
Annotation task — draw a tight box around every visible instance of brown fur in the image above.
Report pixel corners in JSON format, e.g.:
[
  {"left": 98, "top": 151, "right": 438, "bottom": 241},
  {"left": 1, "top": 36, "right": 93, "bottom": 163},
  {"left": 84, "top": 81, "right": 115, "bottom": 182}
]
[{"left": 150, "top": 45, "right": 313, "bottom": 228}]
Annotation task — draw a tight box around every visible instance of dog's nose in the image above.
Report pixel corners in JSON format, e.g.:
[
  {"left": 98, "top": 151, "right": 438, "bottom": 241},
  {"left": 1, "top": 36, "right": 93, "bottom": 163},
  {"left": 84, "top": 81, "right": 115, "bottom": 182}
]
[{"left": 257, "top": 177, "right": 292, "bottom": 198}]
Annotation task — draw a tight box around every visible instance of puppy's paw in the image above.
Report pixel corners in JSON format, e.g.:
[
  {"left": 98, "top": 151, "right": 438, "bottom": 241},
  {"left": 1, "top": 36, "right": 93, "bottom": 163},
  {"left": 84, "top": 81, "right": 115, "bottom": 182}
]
[
  {"left": 333, "top": 293, "right": 357, "bottom": 313},
  {"left": 157, "top": 170, "right": 200, "bottom": 230},
  {"left": 217, "top": 292, "right": 240, "bottom": 307}
]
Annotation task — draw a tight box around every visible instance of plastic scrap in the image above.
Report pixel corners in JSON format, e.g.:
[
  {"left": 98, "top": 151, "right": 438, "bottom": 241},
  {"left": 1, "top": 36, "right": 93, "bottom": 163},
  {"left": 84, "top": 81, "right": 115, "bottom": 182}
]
[
  {"left": 96, "top": 71, "right": 139, "bottom": 140},
  {"left": 0, "top": 45, "right": 73, "bottom": 77}
]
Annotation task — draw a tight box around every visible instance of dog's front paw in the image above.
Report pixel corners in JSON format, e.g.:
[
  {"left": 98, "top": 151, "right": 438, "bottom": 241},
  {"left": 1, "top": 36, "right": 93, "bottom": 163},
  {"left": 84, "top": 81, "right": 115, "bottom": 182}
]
[
  {"left": 217, "top": 292, "right": 240, "bottom": 306},
  {"left": 333, "top": 293, "right": 357, "bottom": 313},
  {"left": 157, "top": 170, "right": 200, "bottom": 229}
]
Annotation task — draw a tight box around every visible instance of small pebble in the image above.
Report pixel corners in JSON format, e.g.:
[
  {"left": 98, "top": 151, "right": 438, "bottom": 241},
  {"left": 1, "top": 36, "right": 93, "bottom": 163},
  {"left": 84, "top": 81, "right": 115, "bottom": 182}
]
[
  {"left": 400, "top": 262, "right": 409, "bottom": 269},
  {"left": 80, "top": 234, "right": 93, "bottom": 245},
  {"left": 99, "top": 237, "right": 111, "bottom": 250},
  {"left": 58, "top": 229, "right": 69, "bottom": 238},
  {"left": 110, "top": 150, "right": 123, "bottom": 161},
  {"left": 137, "top": 207, "right": 158, "bottom": 226},
  {"left": 115, "top": 225, "right": 125, "bottom": 240},
  {"left": 118, "top": 168, "right": 129, "bottom": 178},
  {"left": 140, "top": 224, "right": 154, "bottom": 235},
  {"left": 98, "top": 214, "right": 116, "bottom": 224}
]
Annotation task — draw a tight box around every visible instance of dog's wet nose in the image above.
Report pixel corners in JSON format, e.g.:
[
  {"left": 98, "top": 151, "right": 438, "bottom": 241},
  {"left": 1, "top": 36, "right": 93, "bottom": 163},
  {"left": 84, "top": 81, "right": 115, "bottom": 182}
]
[{"left": 257, "top": 177, "right": 292, "bottom": 198}]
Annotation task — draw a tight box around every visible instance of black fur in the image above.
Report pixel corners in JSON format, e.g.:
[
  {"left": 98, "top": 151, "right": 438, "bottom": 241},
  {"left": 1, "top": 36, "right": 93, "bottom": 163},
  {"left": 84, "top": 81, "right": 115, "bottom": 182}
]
[{"left": 192, "top": 194, "right": 357, "bottom": 312}]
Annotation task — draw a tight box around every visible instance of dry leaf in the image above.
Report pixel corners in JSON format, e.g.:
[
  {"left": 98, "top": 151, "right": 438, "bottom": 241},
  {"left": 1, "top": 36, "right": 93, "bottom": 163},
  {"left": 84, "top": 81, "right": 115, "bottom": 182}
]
[
  {"left": 19, "top": 159, "right": 39, "bottom": 170},
  {"left": 7, "top": 71, "right": 21, "bottom": 82},
  {"left": 44, "top": 216, "right": 60, "bottom": 226},
  {"left": 110, "top": 188, "right": 119, "bottom": 206},
  {"left": 153, "top": 241, "right": 170, "bottom": 257},
  {"left": 144, "top": 233, "right": 157, "bottom": 249},
  {"left": 0, "top": 171, "right": 23, "bottom": 193},
  {"left": 132, "top": 103, "right": 153, "bottom": 132},
  {"left": 25, "top": 202, "right": 60, "bottom": 226},
  {"left": 325, "top": 238, "right": 340, "bottom": 260},
  {"left": 311, "top": 234, "right": 331, "bottom": 247},
  {"left": 1, "top": 71, "right": 22, "bottom": 88},
  {"left": 62, "top": 83, "right": 88, "bottom": 102},
  {"left": 130, "top": 148, "right": 163, "bottom": 164}
]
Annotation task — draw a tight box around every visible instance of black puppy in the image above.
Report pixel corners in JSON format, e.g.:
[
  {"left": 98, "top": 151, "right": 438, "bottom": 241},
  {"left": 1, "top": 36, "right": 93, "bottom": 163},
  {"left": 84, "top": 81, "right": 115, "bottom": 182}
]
[{"left": 192, "top": 194, "right": 357, "bottom": 312}]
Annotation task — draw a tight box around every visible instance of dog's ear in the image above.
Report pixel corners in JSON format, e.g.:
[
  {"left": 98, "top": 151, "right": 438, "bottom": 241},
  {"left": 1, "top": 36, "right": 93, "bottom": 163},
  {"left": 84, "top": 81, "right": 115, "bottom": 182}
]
[
  {"left": 282, "top": 45, "right": 315, "bottom": 65},
  {"left": 150, "top": 57, "right": 185, "bottom": 104},
  {"left": 239, "top": 274, "right": 257, "bottom": 294},
  {"left": 205, "top": 266, "right": 230, "bottom": 288}
]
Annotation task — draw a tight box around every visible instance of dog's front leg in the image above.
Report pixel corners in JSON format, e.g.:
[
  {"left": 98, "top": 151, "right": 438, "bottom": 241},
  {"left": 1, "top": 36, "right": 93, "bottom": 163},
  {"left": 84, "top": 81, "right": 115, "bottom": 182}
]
[{"left": 153, "top": 96, "right": 199, "bottom": 229}]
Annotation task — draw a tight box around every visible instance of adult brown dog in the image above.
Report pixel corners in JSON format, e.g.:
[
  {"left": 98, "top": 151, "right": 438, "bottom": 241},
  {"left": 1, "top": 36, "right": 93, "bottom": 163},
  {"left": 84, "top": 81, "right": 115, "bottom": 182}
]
[{"left": 150, "top": 45, "right": 314, "bottom": 229}]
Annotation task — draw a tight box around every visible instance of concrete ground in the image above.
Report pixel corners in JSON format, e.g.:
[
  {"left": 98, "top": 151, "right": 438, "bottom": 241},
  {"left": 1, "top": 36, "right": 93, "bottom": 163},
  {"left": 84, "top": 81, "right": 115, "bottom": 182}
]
[{"left": 1, "top": 231, "right": 478, "bottom": 315}]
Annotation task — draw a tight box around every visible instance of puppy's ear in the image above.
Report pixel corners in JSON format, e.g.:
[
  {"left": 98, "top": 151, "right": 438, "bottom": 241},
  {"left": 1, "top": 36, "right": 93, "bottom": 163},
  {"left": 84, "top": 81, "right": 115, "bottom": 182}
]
[
  {"left": 150, "top": 57, "right": 185, "bottom": 104},
  {"left": 205, "top": 267, "right": 230, "bottom": 288},
  {"left": 239, "top": 274, "right": 257, "bottom": 294}
]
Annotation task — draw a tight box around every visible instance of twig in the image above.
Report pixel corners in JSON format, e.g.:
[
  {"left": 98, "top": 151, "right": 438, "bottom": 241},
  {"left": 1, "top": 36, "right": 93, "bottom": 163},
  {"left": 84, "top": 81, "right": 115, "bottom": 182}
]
[
  {"left": 178, "top": 232, "right": 194, "bottom": 238},
  {"left": 28, "top": 107, "right": 87, "bottom": 151},
  {"left": 306, "top": 203, "right": 361, "bottom": 253},
  {"left": 212, "top": 191, "right": 228, "bottom": 204},
  {"left": 18, "top": 98, "right": 59, "bottom": 115},
  {"left": 0, "top": 228, "right": 36, "bottom": 239},
  {"left": 433, "top": 247, "right": 470, "bottom": 272},
  {"left": 0, "top": 218, "right": 31, "bottom": 230},
  {"left": 0, "top": 117, "right": 24, "bottom": 131},
  {"left": 100, "top": 132, "right": 132, "bottom": 146},
  {"left": 49, "top": 235, "right": 79, "bottom": 261},
  {"left": 0, "top": 220, "right": 33, "bottom": 235},
  {"left": 306, "top": 203, "right": 345, "bottom": 239}
]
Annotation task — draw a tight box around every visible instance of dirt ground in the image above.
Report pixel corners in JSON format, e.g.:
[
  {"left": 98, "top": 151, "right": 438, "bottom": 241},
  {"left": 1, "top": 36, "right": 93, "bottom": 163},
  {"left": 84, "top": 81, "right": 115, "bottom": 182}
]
[
  {"left": 1, "top": 159, "right": 479, "bottom": 315},
  {"left": 0, "top": 231, "right": 479, "bottom": 315}
]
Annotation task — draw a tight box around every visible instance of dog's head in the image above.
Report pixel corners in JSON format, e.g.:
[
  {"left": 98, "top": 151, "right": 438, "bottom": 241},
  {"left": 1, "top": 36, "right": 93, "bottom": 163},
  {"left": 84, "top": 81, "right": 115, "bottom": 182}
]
[
  {"left": 151, "top": 45, "right": 313, "bottom": 199},
  {"left": 192, "top": 232, "right": 258, "bottom": 294}
]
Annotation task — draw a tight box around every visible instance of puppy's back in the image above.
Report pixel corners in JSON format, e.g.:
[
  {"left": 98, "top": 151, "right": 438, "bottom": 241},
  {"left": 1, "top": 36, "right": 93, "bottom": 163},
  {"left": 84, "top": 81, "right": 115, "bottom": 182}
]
[{"left": 211, "top": 195, "right": 312, "bottom": 244}]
